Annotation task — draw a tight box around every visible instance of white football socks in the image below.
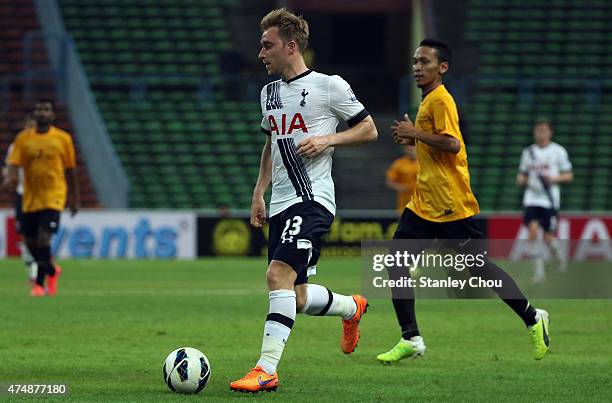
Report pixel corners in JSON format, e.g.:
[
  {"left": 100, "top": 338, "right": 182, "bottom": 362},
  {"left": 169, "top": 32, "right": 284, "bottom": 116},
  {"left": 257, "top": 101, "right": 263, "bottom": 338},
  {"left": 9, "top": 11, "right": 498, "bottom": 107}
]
[
  {"left": 547, "top": 238, "right": 564, "bottom": 261},
  {"left": 299, "top": 284, "right": 356, "bottom": 320},
  {"left": 526, "top": 239, "right": 542, "bottom": 260},
  {"left": 257, "top": 289, "right": 296, "bottom": 375},
  {"left": 19, "top": 242, "right": 37, "bottom": 281}
]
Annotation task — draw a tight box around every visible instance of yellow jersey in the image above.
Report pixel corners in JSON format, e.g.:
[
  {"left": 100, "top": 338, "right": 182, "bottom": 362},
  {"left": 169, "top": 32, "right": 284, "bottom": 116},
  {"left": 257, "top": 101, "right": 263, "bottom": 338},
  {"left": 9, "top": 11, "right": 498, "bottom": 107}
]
[
  {"left": 407, "top": 84, "right": 480, "bottom": 222},
  {"left": 8, "top": 126, "right": 76, "bottom": 213},
  {"left": 386, "top": 156, "right": 419, "bottom": 214}
]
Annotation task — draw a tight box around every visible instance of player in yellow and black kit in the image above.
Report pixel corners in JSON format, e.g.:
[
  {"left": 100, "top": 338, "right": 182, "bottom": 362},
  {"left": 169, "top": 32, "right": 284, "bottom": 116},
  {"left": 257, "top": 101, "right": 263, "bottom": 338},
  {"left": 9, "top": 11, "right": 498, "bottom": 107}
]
[
  {"left": 4, "top": 99, "right": 80, "bottom": 297},
  {"left": 385, "top": 145, "right": 418, "bottom": 215},
  {"left": 377, "top": 39, "right": 550, "bottom": 363}
]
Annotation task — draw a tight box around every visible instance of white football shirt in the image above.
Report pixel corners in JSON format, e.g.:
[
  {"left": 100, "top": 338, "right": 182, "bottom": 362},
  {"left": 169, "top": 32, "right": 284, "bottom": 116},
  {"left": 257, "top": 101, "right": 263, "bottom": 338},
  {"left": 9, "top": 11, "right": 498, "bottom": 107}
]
[
  {"left": 518, "top": 142, "right": 572, "bottom": 209},
  {"left": 260, "top": 70, "right": 369, "bottom": 217}
]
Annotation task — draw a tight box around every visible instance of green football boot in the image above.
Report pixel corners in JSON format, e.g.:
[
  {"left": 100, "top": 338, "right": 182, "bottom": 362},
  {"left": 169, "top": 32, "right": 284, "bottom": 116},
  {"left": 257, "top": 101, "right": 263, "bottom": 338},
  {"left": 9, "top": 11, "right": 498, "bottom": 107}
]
[
  {"left": 376, "top": 337, "right": 426, "bottom": 364},
  {"left": 529, "top": 309, "right": 550, "bottom": 360}
]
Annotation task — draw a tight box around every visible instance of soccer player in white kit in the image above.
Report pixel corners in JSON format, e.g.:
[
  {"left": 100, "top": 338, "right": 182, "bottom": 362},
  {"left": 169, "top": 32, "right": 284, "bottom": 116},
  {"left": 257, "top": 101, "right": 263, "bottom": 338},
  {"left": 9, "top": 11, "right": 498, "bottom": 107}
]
[
  {"left": 516, "top": 120, "right": 573, "bottom": 282},
  {"left": 2, "top": 114, "right": 37, "bottom": 282},
  {"left": 230, "top": 8, "right": 378, "bottom": 393}
]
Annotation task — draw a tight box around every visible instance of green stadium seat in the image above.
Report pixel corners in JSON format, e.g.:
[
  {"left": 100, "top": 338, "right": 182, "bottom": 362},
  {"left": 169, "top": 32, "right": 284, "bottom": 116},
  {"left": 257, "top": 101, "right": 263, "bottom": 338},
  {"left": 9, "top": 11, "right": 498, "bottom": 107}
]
[{"left": 462, "top": 0, "right": 612, "bottom": 211}]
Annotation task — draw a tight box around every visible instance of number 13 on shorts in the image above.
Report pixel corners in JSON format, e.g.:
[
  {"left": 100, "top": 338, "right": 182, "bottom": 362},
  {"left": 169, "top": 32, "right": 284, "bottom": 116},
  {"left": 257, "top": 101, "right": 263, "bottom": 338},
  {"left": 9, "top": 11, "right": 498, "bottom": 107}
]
[{"left": 281, "top": 216, "right": 302, "bottom": 243}]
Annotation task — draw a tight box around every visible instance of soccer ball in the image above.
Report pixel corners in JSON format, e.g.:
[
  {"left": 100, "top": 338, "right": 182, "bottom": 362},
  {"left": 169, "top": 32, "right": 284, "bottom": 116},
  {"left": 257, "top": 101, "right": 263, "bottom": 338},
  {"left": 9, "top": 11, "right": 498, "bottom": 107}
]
[{"left": 162, "top": 347, "right": 211, "bottom": 394}]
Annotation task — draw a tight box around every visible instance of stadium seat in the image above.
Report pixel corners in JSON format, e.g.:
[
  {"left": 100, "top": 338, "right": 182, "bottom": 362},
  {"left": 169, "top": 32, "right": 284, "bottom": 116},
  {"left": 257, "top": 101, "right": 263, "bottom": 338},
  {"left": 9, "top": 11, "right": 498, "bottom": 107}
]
[
  {"left": 59, "top": 0, "right": 254, "bottom": 208},
  {"left": 464, "top": 0, "right": 611, "bottom": 210},
  {"left": 0, "top": 0, "right": 98, "bottom": 208}
]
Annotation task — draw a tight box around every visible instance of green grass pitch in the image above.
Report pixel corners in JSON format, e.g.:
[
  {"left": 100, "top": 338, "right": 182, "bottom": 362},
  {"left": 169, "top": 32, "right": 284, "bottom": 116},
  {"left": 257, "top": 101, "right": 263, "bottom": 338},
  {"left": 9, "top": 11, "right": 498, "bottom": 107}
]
[{"left": 1, "top": 258, "right": 611, "bottom": 401}]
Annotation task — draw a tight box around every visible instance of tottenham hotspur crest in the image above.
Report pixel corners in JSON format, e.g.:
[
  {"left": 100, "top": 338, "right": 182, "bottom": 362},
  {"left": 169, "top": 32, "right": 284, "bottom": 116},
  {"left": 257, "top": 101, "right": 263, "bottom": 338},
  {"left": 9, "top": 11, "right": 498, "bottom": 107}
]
[{"left": 300, "top": 89, "right": 309, "bottom": 106}]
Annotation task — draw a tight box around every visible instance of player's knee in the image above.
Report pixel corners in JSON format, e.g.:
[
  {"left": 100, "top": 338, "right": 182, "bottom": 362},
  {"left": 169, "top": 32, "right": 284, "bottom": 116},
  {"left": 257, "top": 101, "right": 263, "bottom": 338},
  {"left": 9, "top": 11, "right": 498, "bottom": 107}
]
[
  {"left": 25, "top": 237, "right": 37, "bottom": 252},
  {"left": 294, "top": 287, "right": 307, "bottom": 312},
  {"left": 37, "top": 233, "right": 51, "bottom": 248},
  {"left": 266, "top": 260, "right": 296, "bottom": 290},
  {"left": 527, "top": 222, "right": 539, "bottom": 240}
]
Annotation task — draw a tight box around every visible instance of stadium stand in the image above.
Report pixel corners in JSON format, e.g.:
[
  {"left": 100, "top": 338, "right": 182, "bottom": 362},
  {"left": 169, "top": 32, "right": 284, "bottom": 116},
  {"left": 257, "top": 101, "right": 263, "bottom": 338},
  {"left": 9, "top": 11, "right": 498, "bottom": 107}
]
[
  {"left": 462, "top": 0, "right": 612, "bottom": 211},
  {"left": 55, "top": 0, "right": 611, "bottom": 211},
  {"left": 59, "top": 0, "right": 265, "bottom": 209},
  {"left": 0, "top": 0, "right": 98, "bottom": 208}
]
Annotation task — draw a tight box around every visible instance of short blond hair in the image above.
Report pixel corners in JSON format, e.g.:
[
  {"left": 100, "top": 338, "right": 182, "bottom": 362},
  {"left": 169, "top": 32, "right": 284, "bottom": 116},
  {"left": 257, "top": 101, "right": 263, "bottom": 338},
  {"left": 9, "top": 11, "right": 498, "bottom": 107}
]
[{"left": 260, "top": 8, "right": 309, "bottom": 53}]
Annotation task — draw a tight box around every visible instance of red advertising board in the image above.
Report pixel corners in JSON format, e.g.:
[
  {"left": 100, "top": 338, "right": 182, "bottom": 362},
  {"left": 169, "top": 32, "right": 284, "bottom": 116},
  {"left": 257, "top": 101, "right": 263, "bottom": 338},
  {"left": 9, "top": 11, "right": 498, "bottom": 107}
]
[
  {"left": 488, "top": 215, "right": 612, "bottom": 240},
  {"left": 5, "top": 215, "right": 21, "bottom": 256},
  {"left": 488, "top": 215, "right": 612, "bottom": 260}
]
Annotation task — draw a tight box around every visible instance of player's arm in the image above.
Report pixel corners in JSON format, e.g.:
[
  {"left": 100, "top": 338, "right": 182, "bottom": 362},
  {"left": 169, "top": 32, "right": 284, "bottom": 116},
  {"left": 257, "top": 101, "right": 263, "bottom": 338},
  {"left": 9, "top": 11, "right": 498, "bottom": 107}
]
[
  {"left": 330, "top": 115, "right": 378, "bottom": 146},
  {"left": 3, "top": 164, "right": 18, "bottom": 192},
  {"left": 298, "top": 75, "right": 377, "bottom": 157},
  {"left": 385, "top": 162, "right": 408, "bottom": 192},
  {"left": 391, "top": 115, "right": 459, "bottom": 154},
  {"left": 516, "top": 172, "right": 528, "bottom": 187},
  {"left": 392, "top": 116, "right": 415, "bottom": 146},
  {"left": 414, "top": 131, "right": 459, "bottom": 154},
  {"left": 516, "top": 149, "right": 528, "bottom": 186},
  {"left": 3, "top": 142, "right": 19, "bottom": 191},
  {"left": 62, "top": 135, "right": 80, "bottom": 216},
  {"left": 66, "top": 167, "right": 80, "bottom": 216},
  {"left": 386, "top": 178, "right": 409, "bottom": 192},
  {"left": 1, "top": 166, "right": 7, "bottom": 186},
  {"left": 296, "top": 116, "right": 377, "bottom": 158},
  {"left": 543, "top": 147, "right": 573, "bottom": 184},
  {"left": 251, "top": 135, "right": 272, "bottom": 228},
  {"left": 545, "top": 171, "right": 573, "bottom": 184}
]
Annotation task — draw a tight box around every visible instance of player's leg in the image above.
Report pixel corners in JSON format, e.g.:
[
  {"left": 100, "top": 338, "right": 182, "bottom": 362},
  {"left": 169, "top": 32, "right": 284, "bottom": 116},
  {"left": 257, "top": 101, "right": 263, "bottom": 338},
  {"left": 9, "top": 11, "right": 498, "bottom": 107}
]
[
  {"left": 295, "top": 277, "right": 366, "bottom": 354},
  {"left": 542, "top": 210, "right": 566, "bottom": 272},
  {"left": 259, "top": 259, "right": 297, "bottom": 373},
  {"left": 294, "top": 252, "right": 358, "bottom": 320},
  {"left": 295, "top": 282, "right": 360, "bottom": 321},
  {"left": 15, "top": 193, "right": 37, "bottom": 283},
  {"left": 268, "top": 201, "right": 366, "bottom": 353},
  {"left": 294, "top": 246, "right": 358, "bottom": 321},
  {"left": 445, "top": 219, "right": 549, "bottom": 360},
  {"left": 524, "top": 207, "right": 545, "bottom": 282},
  {"left": 295, "top": 224, "right": 368, "bottom": 354},
  {"left": 231, "top": 206, "right": 313, "bottom": 393},
  {"left": 36, "top": 210, "right": 61, "bottom": 295},
  {"left": 28, "top": 238, "right": 45, "bottom": 297},
  {"left": 230, "top": 258, "right": 294, "bottom": 393},
  {"left": 20, "top": 242, "right": 37, "bottom": 282},
  {"left": 21, "top": 212, "right": 44, "bottom": 295},
  {"left": 377, "top": 209, "right": 430, "bottom": 363}
]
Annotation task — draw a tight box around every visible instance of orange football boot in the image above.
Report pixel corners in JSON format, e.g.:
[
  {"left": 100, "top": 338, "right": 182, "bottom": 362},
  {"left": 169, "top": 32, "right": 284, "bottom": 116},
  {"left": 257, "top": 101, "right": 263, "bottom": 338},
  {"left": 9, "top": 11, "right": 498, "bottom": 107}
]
[
  {"left": 341, "top": 294, "right": 369, "bottom": 354},
  {"left": 46, "top": 265, "right": 62, "bottom": 296},
  {"left": 30, "top": 284, "right": 45, "bottom": 297},
  {"left": 230, "top": 366, "right": 278, "bottom": 393}
]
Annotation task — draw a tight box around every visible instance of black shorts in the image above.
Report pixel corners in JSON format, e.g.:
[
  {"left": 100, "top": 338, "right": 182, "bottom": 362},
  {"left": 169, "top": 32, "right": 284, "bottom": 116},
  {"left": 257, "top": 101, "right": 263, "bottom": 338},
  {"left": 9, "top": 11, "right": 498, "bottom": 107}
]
[
  {"left": 394, "top": 208, "right": 485, "bottom": 240},
  {"left": 268, "top": 201, "right": 334, "bottom": 285},
  {"left": 393, "top": 208, "right": 486, "bottom": 254},
  {"left": 21, "top": 209, "right": 61, "bottom": 239},
  {"left": 13, "top": 193, "right": 24, "bottom": 234},
  {"left": 523, "top": 206, "right": 558, "bottom": 232}
]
